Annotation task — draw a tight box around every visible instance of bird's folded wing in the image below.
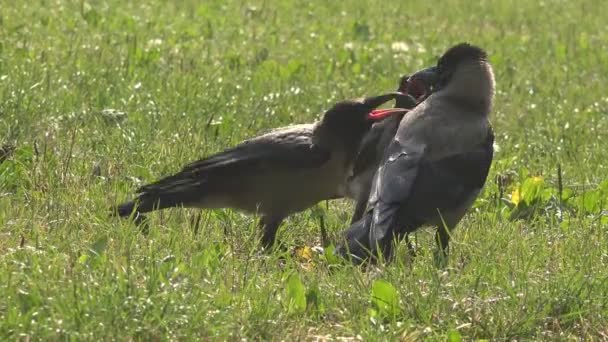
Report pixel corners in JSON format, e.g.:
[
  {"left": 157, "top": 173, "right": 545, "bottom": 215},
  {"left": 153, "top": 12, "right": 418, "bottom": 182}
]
[
  {"left": 369, "top": 127, "right": 494, "bottom": 236},
  {"left": 137, "top": 129, "right": 330, "bottom": 194},
  {"left": 368, "top": 140, "right": 425, "bottom": 243},
  {"left": 424, "top": 130, "right": 494, "bottom": 193}
]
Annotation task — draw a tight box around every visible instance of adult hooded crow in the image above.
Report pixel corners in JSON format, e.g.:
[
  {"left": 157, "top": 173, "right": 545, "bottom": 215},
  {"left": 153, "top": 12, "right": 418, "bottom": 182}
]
[
  {"left": 338, "top": 43, "right": 495, "bottom": 263},
  {"left": 113, "top": 93, "right": 408, "bottom": 248},
  {"left": 345, "top": 70, "right": 437, "bottom": 224}
]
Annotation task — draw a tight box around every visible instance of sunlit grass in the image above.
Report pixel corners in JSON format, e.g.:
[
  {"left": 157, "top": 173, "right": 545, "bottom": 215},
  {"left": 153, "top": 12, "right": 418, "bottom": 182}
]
[{"left": 1, "top": 0, "right": 607, "bottom": 339}]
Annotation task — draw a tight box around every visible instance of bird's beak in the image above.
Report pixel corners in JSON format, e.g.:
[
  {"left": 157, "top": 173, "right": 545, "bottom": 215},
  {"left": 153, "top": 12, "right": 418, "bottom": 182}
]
[
  {"left": 362, "top": 92, "right": 402, "bottom": 109},
  {"left": 408, "top": 66, "right": 440, "bottom": 96},
  {"left": 362, "top": 92, "right": 410, "bottom": 121},
  {"left": 410, "top": 66, "right": 439, "bottom": 86}
]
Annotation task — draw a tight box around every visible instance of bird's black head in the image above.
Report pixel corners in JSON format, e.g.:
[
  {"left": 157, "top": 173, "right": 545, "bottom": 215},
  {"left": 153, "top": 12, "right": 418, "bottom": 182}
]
[
  {"left": 434, "top": 43, "right": 488, "bottom": 90},
  {"left": 400, "top": 43, "right": 493, "bottom": 112},
  {"left": 316, "top": 93, "right": 409, "bottom": 147},
  {"left": 438, "top": 43, "right": 487, "bottom": 68}
]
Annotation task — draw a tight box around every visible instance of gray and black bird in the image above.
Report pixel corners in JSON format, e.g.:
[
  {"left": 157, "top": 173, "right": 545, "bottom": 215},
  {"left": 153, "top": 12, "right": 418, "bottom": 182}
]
[
  {"left": 113, "top": 93, "right": 408, "bottom": 248},
  {"left": 345, "top": 70, "right": 437, "bottom": 224},
  {"left": 337, "top": 43, "right": 496, "bottom": 264}
]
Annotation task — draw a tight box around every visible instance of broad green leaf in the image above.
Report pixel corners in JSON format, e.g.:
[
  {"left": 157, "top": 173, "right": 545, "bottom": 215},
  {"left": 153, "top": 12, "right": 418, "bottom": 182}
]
[
  {"left": 323, "top": 244, "right": 340, "bottom": 265},
  {"left": 371, "top": 279, "right": 400, "bottom": 317},
  {"left": 599, "top": 179, "right": 608, "bottom": 192},
  {"left": 561, "top": 188, "right": 575, "bottom": 202},
  {"left": 541, "top": 188, "right": 555, "bottom": 202},
  {"left": 447, "top": 329, "right": 462, "bottom": 342},
  {"left": 286, "top": 273, "right": 306, "bottom": 314},
  {"left": 521, "top": 176, "right": 544, "bottom": 205},
  {"left": 580, "top": 190, "right": 602, "bottom": 213},
  {"left": 78, "top": 254, "right": 89, "bottom": 264}
]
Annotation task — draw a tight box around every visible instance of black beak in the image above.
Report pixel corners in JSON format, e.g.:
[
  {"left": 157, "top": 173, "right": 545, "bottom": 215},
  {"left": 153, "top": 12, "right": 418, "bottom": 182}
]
[
  {"left": 362, "top": 92, "right": 402, "bottom": 110},
  {"left": 408, "top": 66, "right": 440, "bottom": 91},
  {"left": 406, "top": 66, "right": 439, "bottom": 99}
]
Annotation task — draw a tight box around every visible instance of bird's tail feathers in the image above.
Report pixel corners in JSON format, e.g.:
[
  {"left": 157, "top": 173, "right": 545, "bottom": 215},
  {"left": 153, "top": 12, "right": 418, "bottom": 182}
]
[
  {"left": 369, "top": 203, "right": 402, "bottom": 260},
  {"left": 336, "top": 211, "right": 374, "bottom": 264},
  {"left": 113, "top": 200, "right": 137, "bottom": 217}
]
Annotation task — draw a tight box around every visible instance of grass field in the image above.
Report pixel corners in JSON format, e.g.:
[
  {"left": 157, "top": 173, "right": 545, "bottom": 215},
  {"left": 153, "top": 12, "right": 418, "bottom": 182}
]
[{"left": 2, "top": 0, "right": 608, "bottom": 339}]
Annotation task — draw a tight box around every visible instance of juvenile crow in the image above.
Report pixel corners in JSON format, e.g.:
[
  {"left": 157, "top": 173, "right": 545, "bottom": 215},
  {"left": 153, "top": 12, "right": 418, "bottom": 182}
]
[{"left": 114, "top": 93, "right": 408, "bottom": 248}]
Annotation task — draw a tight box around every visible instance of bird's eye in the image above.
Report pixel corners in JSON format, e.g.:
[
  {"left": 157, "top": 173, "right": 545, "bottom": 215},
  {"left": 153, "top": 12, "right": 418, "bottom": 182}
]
[{"left": 437, "top": 61, "right": 446, "bottom": 73}]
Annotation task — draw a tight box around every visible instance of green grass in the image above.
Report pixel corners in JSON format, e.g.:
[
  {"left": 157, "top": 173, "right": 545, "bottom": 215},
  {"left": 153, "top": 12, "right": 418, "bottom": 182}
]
[{"left": 1, "top": 0, "right": 608, "bottom": 339}]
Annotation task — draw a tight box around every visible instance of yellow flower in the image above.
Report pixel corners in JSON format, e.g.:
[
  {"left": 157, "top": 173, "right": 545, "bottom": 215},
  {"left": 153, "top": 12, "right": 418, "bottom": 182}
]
[
  {"left": 511, "top": 188, "right": 521, "bottom": 206},
  {"left": 294, "top": 246, "right": 315, "bottom": 271},
  {"left": 294, "top": 246, "right": 314, "bottom": 261}
]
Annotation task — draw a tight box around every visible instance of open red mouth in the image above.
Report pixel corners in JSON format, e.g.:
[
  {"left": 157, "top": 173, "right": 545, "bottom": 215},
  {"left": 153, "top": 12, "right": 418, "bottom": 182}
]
[
  {"left": 407, "top": 78, "right": 428, "bottom": 101},
  {"left": 368, "top": 75, "right": 432, "bottom": 121},
  {"left": 368, "top": 107, "right": 410, "bottom": 121}
]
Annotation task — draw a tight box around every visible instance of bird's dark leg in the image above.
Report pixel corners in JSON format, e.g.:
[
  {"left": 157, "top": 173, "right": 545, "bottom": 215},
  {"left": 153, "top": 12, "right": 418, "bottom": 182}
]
[
  {"left": 383, "top": 230, "right": 420, "bottom": 263},
  {"left": 259, "top": 216, "right": 283, "bottom": 250},
  {"left": 434, "top": 225, "right": 451, "bottom": 267},
  {"left": 375, "top": 230, "right": 399, "bottom": 263}
]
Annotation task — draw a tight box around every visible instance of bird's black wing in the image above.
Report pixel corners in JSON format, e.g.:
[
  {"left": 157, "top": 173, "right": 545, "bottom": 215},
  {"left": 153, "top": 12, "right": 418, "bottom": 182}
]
[
  {"left": 367, "top": 139, "right": 425, "bottom": 248},
  {"left": 337, "top": 138, "right": 424, "bottom": 260},
  {"left": 181, "top": 129, "right": 328, "bottom": 174},
  {"left": 137, "top": 128, "right": 330, "bottom": 195},
  {"left": 369, "top": 127, "right": 495, "bottom": 243},
  {"left": 415, "top": 127, "right": 494, "bottom": 200}
]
